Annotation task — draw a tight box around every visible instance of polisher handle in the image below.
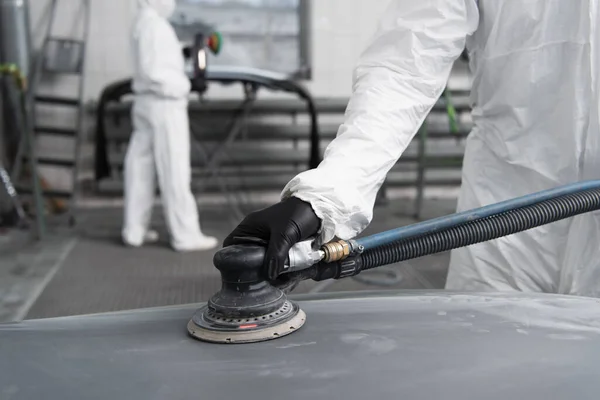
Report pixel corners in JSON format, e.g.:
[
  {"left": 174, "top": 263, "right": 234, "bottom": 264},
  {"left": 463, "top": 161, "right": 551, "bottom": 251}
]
[
  {"left": 220, "top": 237, "right": 321, "bottom": 275},
  {"left": 213, "top": 242, "right": 267, "bottom": 283}
]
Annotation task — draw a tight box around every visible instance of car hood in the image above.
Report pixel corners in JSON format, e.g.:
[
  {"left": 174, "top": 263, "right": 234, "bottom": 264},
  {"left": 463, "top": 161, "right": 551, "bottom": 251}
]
[{"left": 2, "top": 290, "right": 600, "bottom": 399}]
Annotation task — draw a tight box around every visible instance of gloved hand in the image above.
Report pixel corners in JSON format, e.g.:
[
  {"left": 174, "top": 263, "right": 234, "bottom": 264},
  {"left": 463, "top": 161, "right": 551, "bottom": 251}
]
[{"left": 223, "top": 197, "right": 321, "bottom": 280}]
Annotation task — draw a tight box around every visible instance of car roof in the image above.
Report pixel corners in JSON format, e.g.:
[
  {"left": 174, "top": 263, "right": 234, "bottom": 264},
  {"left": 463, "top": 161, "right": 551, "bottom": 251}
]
[{"left": 2, "top": 290, "right": 600, "bottom": 399}]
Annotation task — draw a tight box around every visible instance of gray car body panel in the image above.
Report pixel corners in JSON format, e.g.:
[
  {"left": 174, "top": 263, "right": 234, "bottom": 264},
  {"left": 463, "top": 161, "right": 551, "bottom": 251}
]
[{"left": 2, "top": 290, "right": 600, "bottom": 399}]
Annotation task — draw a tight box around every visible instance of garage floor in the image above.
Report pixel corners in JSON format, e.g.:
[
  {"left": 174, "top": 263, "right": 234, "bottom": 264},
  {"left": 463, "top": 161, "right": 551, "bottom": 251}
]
[{"left": 0, "top": 198, "right": 456, "bottom": 322}]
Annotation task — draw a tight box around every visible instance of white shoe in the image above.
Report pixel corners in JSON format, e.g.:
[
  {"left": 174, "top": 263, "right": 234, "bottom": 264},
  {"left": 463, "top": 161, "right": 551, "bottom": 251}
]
[
  {"left": 123, "top": 230, "right": 159, "bottom": 247},
  {"left": 172, "top": 235, "right": 219, "bottom": 252},
  {"left": 144, "top": 230, "right": 159, "bottom": 243}
]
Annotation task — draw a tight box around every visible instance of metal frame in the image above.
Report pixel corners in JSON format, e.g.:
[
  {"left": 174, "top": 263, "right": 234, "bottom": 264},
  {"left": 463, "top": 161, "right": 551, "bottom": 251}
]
[
  {"left": 190, "top": 86, "right": 259, "bottom": 223},
  {"left": 189, "top": 66, "right": 320, "bottom": 222},
  {"left": 7, "top": 68, "right": 46, "bottom": 239},
  {"left": 297, "top": 0, "right": 312, "bottom": 79},
  {"left": 413, "top": 89, "right": 466, "bottom": 219},
  {"left": 68, "top": 0, "right": 91, "bottom": 226},
  {"left": 414, "top": 122, "right": 428, "bottom": 219}
]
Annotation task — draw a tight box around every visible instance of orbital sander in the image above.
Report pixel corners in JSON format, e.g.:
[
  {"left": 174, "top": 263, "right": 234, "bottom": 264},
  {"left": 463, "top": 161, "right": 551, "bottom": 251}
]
[
  {"left": 188, "top": 180, "right": 600, "bottom": 344},
  {"left": 187, "top": 241, "right": 310, "bottom": 344}
]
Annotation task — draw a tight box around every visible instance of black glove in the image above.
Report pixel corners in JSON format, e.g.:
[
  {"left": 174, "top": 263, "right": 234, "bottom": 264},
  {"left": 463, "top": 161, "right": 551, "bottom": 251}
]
[{"left": 223, "top": 197, "right": 321, "bottom": 280}]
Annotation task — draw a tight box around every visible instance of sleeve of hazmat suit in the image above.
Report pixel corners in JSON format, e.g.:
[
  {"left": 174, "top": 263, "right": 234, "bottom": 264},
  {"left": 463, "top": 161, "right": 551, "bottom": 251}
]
[
  {"left": 133, "top": 11, "right": 191, "bottom": 99},
  {"left": 281, "top": 0, "right": 480, "bottom": 244}
]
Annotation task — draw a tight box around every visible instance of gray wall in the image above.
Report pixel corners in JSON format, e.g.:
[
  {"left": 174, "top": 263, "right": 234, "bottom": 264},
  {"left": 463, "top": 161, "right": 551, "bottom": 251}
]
[{"left": 27, "top": 0, "right": 438, "bottom": 102}]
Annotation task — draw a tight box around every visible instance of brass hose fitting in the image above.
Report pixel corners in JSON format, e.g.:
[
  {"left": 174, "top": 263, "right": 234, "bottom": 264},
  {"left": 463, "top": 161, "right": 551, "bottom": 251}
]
[{"left": 321, "top": 240, "right": 351, "bottom": 263}]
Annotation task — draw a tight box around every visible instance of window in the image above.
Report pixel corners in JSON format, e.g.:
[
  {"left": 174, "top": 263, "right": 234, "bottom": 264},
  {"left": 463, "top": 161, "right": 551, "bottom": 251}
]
[{"left": 171, "top": 0, "right": 311, "bottom": 78}]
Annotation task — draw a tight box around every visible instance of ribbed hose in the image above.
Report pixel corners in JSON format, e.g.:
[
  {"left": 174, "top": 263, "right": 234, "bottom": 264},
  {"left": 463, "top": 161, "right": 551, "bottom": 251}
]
[{"left": 360, "top": 188, "right": 600, "bottom": 270}]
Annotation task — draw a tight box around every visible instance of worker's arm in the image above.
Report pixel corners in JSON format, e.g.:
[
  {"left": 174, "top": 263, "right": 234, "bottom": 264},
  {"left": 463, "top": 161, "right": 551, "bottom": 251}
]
[
  {"left": 282, "top": 0, "right": 479, "bottom": 244},
  {"left": 225, "top": 0, "right": 479, "bottom": 280},
  {"left": 134, "top": 18, "right": 191, "bottom": 99}
]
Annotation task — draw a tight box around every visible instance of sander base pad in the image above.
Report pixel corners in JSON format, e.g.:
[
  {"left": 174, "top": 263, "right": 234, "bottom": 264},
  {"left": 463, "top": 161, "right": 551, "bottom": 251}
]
[{"left": 188, "top": 301, "right": 306, "bottom": 344}]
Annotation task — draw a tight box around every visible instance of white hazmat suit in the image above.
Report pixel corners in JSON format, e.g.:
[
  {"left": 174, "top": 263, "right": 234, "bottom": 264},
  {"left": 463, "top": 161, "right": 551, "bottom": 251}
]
[
  {"left": 123, "top": 0, "right": 217, "bottom": 251},
  {"left": 283, "top": 0, "right": 600, "bottom": 297}
]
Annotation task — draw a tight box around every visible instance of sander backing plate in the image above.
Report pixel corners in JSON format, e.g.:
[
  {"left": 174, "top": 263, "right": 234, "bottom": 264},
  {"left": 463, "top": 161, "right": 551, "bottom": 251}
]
[{"left": 188, "top": 301, "right": 306, "bottom": 344}]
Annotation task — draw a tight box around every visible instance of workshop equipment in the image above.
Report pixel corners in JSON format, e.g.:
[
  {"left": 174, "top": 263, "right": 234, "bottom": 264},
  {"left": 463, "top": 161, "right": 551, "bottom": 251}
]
[
  {"left": 187, "top": 239, "right": 307, "bottom": 343},
  {"left": 188, "top": 31, "right": 222, "bottom": 91},
  {"left": 0, "top": 63, "right": 44, "bottom": 237},
  {"left": 188, "top": 180, "right": 600, "bottom": 344},
  {"left": 206, "top": 32, "right": 222, "bottom": 55},
  {"left": 0, "top": 161, "right": 28, "bottom": 228},
  {"left": 1, "top": 0, "right": 32, "bottom": 77},
  {"left": 414, "top": 88, "right": 463, "bottom": 219},
  {"left": 13, "top": 0, "right": 91, "bottom": 227},
  {"left": 96, "top": 38, "right": 321, "bottom": 226}
]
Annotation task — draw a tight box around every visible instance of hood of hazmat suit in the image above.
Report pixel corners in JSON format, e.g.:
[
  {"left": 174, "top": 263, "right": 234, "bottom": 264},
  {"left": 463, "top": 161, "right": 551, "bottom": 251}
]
[
  {"left": 123, "top": 0, "right": 216, "bottom": 251},
  {"left": 137, "top": 0, "right": 176, "bottom": 19},
  {"left": 282, "top": 0, "right": 600, "bottom": 297}
]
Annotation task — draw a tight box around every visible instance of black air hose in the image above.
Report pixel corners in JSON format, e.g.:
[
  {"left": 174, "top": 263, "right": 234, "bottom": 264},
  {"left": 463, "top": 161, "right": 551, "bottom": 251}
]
[
  {"left": 299, "top": 186, "right": 600, "bottom": 283},
  {"left": 362, "top": 188, "right": 600, "bottom": 270}
]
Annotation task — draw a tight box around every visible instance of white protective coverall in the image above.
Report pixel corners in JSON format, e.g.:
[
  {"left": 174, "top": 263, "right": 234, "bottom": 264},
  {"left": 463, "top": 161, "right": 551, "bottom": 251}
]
[
  {"left": 123, "top": 0, "right": 217, "bottom": 251},
  {"left": 283, "top": 0, "right": 600, "bottom": 297}
]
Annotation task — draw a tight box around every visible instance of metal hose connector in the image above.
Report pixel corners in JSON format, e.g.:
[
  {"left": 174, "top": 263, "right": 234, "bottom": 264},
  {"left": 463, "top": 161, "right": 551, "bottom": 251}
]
[{"left": 321, "top": 240, "right": 351, "bottom": 263}]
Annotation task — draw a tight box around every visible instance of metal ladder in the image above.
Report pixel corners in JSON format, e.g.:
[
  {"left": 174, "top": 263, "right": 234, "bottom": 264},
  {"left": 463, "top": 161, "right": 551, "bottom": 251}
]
[{"left": 14, "top": 0, "right": 91, "bottom": 226}]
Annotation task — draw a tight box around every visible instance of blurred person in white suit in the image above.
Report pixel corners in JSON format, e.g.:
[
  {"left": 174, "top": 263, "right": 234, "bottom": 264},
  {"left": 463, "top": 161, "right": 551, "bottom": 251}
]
[{"left": 122, "top": 0, "right": 217, "bottom": 252}]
